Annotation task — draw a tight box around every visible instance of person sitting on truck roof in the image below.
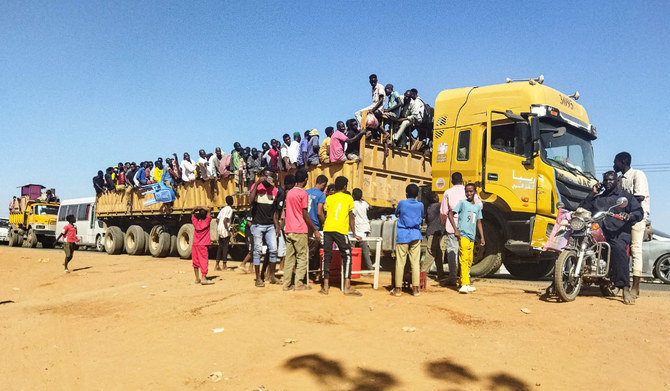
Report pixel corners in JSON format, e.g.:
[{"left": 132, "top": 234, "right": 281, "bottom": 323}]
[
  {"left": 281, "top": 133, "right": 299, "bottom": 170},
  {"left": 319, "top": 127, "right": 334, "bottom": 164},
  {"left": 330, "top": 119, "right": 364, "bottom": 163},
  {"left": 93, "top": 171, "right": 106, "bottom": 195},
  {"left": 180, "top": 153, "right": 197, "bottom": 182},
  {"left": 355, "top": 74, "right": 385, "bottom": 125},
  {"left": 104, "top": 167, "right": 115, "bottom": 191},
  {"left": 394, "top": 90, "right": 424, "bottom": 148},
  {"left": 45, "top": 189, "right": 59, "bottom": 203},
  {"left": 306, "top": 129, "right": 320, "bottom": 166},
  {"left": 345, "top": 119, "right": 364, "bottom": 161}
]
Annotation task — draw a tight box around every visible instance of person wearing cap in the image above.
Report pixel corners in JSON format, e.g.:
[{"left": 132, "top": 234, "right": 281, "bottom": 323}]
[
  {"left": 298, "top": 130, "right": 310, "bottom": 168},
  {"left": 306, "top": 129, "right": 320, "bottom": 166},
  {"left": 354, "top": 74, "right": 386, "bottom": 125}
]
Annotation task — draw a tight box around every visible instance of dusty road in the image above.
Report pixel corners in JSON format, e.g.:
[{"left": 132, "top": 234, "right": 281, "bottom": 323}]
[{"left": 1, "top": 246, "right": 668, "bottom": 391}]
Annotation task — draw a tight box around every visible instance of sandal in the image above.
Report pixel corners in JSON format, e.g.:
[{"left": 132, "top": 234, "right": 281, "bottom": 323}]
[
  {"left": 344, "top": 290, "right": 362, "bottom": 296},
  {"left": 255, "top": 279, "right": 265, "bottom": 287},
  {"left": 390, "top": 289, "right": 402, "bottom": 297}
]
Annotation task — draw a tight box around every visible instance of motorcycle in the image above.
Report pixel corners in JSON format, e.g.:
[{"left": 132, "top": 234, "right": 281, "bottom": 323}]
[{"left": 553, "top": 197, "right": 628, "bottom": 302}]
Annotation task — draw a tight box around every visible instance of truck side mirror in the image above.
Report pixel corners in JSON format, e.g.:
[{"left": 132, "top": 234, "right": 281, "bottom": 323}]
[{"left": 516, "top": 122, "right": 533, "bottom": 165}]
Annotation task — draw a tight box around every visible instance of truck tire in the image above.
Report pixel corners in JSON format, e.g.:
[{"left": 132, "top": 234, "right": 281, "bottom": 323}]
[
  {"left": 41, "top": 237, "right": 55, "bottom": 249},
  {"left": 503, "top": 258, "right": 555, "bottom": 280},
  {"left": 169, "top": 234, "right": 178, "bottom": 257},
  {"left": 149, "top": 226, "right": 171, "bottom": 258},
  {"left": 104, "top": 226, "right": 125, "bottom": 255},
  {"left": 125, "top": 225, "right": 147, "bottom": 255},
  {"left": 8, "top": 230, "right": 21, "bottom": 247},
  {"left": 177, "top": 224, "right": 194, "bottom": 259},
  {"left": 26, "top": 228, "right": 38, "bottom": 248},
  {"left": 470, "top": 220, "right": 502, "bottom": 277}
]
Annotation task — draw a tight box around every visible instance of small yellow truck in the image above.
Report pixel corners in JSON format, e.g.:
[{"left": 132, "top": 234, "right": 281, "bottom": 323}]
[{"left": 8, "top": 184, "right": 60, "bottom": 248}]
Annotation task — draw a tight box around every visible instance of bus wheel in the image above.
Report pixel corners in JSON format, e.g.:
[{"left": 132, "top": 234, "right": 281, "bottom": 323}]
[
  {"left": 125, "top": 225, "right": 147, "bottom": 255},
  {"left": 26, "top": 228, "right": 38, "bottom": 248},
  {"left": 149, "top": 226, "right": 171, "bottom": 258},
  {"left": 104, "top": 226, "right": 125, "bottom": 255},
  {"left": 176, "top": 224, "right": 194, "bottom": 259},
  {"left": 95, "top": 235, "right": 104, "bottom": 252}
]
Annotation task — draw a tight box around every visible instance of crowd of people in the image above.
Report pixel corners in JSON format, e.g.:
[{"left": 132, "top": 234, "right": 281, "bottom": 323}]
[
  {"left": 93, "top": 74, "right": 433, "bottom": 196},
  {"left": 183, "top": 164, "right": 485, "bottom": 297}
]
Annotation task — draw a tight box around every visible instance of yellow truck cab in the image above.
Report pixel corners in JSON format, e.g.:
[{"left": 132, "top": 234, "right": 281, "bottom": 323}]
[
  {"left": 432, "top": 78, "right": 597, "bottom": 278},
  {"left": 8, "top": 184, "right": 60, "bottom": 248}
]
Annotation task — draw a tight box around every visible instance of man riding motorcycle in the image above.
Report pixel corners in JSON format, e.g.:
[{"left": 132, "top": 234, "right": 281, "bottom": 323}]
[{"left": 579, "top": 170, "right": 643, "bottom": 304}]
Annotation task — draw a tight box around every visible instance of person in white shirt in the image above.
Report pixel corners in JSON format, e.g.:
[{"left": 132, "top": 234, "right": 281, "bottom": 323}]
[
  {"left": 216, "top": 196, "right": 234, "bottom": 271},
  {"left": 614, "top": 152, "right": 650, "bottom": 298},
  {"left": 355, "top": 74, "right": 386, "bottom": 125},
  {"left": 180, "top": 152, "right": 197, "bottom": 182},
  {"left": 208, "top": 147, "right": 223, "bottom": 178},
  {"left": 352, "top": 188, "right": 373, "bottom": 270},
  {"left": 197, "top": 149, "right": 210, "bottom": 179},
  {"left": 394, "top": 89, "right": 425, "bottom": 148},
  {"left": 280, "top": 133, "right": 300, "bottom": 170}
]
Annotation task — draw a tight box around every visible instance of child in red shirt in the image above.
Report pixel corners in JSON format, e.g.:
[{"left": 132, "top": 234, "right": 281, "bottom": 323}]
[
  {"left": 192, "top": 206, "right": 213, "bottom": 285},
  {"left": 56, "top": 214, "right": 80, "bottom": 273}
]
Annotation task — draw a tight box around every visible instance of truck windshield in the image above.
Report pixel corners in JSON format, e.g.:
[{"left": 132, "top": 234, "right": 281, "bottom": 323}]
[
  {"left": 35, "top": 205, "right": 59, "bottom": 216},
  {"left": 539, "top": 120, "right": 596, "bottom": 178}
]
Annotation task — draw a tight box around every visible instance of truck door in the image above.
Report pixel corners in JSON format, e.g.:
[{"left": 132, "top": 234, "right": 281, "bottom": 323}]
[
  {"left": 483, "top": 109, "right": 537, "bottom": 213},
  {"left": 448, "top": 126, "right": 484, "bottom": 188}
]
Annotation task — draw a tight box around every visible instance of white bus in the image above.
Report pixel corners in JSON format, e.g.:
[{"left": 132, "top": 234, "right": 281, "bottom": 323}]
[{"left": 56, "top": 197, "right": 106, "bottom": 251}]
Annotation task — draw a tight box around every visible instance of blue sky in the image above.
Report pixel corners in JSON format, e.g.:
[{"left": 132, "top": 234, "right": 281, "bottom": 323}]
[{"left": 1, "top": 1, "right": 669, "bottom": 228}]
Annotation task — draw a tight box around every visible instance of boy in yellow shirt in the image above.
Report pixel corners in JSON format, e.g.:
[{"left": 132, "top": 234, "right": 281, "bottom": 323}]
[{"left": 321, "top": 176, "right": 362, "bottom": 296}]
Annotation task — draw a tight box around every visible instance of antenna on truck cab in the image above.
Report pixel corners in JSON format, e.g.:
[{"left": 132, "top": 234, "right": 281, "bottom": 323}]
[
  {"left": 569, "top": 91, "right": 580, "bottom": 100},
  {"left": 505, "top": 74, "right": 544, "bottom": 85}
]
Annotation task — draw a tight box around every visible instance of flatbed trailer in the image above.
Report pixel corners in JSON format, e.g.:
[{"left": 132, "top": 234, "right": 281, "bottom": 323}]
[{"left": 96, "top": 139, "right": 431, "bottom": 259}]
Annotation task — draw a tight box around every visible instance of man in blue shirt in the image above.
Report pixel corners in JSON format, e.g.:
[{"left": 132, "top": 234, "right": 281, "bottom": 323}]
[
  {"left": 298, "top": 130, "right": 310, "bottom": 167},
  {"left": 306, "top": 129, "right": 320, "bottom": 166},
  {"left": 391, "top": 184, "right": 424, "bottom": 297},
  {"left": 135, "top": 162, "right": 147, "bottom": 185},
  {"left": 306, "top": 175, "right": 328, "bottom": 277}
]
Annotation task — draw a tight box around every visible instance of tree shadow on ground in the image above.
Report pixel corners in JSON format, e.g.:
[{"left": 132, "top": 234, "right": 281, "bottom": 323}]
[
  {"left": 72, "top": 266, "right": 92, "bottom": 272},
  {"left": 0, "top": 300, "right": 14, "bottom": 305},
  {"left": 284, "top": 353, "right": 397, "bottom": 391},
  {"left": 425, "top": 358, "right": 531, "bottom": 391}
]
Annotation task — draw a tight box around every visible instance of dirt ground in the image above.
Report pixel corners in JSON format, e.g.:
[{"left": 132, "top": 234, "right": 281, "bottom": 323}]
[{"left": 1, "top": 246, "right": 668, "bottom": 391}]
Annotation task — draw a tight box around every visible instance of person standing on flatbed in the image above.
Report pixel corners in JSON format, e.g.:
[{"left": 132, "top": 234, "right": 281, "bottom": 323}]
[{"left": 55, "top": 215, "right": 80, "bottom": 273}]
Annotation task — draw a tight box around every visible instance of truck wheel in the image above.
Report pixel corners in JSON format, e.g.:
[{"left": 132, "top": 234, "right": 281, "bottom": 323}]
[
  {"left": 26, "top": 228, "right": 38, "bottom": 248},
  {"left": 503, "top": 258, "right": 555, "bottom": 280},
  {"left": 229, "top": 245, "right": 248, "bottom": 262},
  {"left": 470, "top": 220, "right": 502, "bottom": 277},
  {"left": 177, "top": 224, "right": 194, "bottom": 259},
  {"left": 41, "top": 237, "right": 56, "bottom": 249},
  {"left": 125, "top": 225, "right": 147, "bottom": 255},
  {"left": 169, "top": 234, "right": 178, "bottom": 257},
  {"left": 149, "top": 226, "right": 171, "bottom": 258},
  {"left": 8, "top": 230, "right": 20, "bottom": 247},
  {"left": 104, "top": 226, "right": 125, "bottom": 255}
]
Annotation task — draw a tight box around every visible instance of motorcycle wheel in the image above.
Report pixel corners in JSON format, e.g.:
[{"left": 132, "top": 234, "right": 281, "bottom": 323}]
[{"left": 554, "top": 249, "right": 582, "bottom": 302}]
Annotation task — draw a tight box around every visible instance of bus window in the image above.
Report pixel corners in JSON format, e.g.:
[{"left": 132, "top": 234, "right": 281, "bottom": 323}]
[
  {"left": 456, "top": 129, "right": 471, "bottom": 161},
  {"left": 77, "top": 204, "right": 90, "bottom": 221},
  {"left": 58, "top": 206, "right": 68, "bottom": 221},
  {"left": 66, "top": 205, "right": 78, "bottom": 219}
]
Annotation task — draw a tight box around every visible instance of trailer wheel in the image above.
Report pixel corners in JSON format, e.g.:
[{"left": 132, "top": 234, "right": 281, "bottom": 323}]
[
  {"left": 470, "top": 220, "right": 502, "bottom": 277},
  {"left": 169, "top": 234, "right": 178, "bottom": 257},
  {"left": 95, "top": 235, "right": 104, "bottom": 252},
  {"left": 104, "top": 226, "right": 125, "bottom": 254},
  {"left": 149, "top": 226, "right": 171, "bottom": 258},
  {"left": 125, "top": 225, "right": 147, "bottom": 255},
  {"left": 26, "top": 228, "right": 38, "bottom": 248},
  {"left": 177, "top": 224, "right": 194, "bottom": 259}
]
